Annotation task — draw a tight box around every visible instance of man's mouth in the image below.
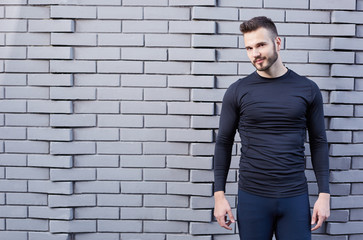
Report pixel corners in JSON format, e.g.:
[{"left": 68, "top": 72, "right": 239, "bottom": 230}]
[{"left": 254, "top": 58, "right": 265, "bottom": 64}]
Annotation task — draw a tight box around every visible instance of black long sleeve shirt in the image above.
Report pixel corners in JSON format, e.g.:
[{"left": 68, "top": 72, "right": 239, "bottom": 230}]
[{"left": 214, "top": 69, "right": 330, "bottom": 198}]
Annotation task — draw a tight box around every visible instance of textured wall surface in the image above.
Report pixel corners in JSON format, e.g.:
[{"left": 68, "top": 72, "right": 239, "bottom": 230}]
[{"left": 0, "top": 0, "right": 363, "bottom": 239}]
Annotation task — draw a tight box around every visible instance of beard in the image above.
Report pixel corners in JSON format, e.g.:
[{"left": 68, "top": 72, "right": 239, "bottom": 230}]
[{"left": 252, "top": 45, "right": 278, "bottom": 72}]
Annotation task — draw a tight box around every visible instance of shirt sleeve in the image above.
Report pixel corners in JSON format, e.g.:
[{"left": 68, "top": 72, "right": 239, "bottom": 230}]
[
  {"left": 307, "top": 81, "right": 330, "bottom": 194},
  {"left": 213, "top": 82, "right": 240, "bottom": 192}
]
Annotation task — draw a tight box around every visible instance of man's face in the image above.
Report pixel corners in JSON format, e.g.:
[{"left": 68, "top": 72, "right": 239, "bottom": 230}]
[{"left": 243, "top": 27, "right": 280, "bottom": 72}]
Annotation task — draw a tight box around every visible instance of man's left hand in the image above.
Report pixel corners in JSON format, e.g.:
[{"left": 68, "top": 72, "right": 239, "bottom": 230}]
[{"left": 311, "top": 192, "right": 330, "bottom": 231}]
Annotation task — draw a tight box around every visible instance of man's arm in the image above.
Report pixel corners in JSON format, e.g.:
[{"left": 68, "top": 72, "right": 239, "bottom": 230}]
[
  {"left": 307, "top": 81, "right": 330, "bottom": 231},
  {"left": 213, "top": 83, "right": 239, "bottom": 229}
]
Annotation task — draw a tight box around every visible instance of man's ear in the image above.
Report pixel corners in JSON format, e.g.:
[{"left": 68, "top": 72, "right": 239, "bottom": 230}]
[{"left": 275, "top": 37, "right": 282, "bottom": 51}]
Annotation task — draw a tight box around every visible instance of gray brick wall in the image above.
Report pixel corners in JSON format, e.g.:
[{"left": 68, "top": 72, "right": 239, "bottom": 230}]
[{"left": 0, "top": 1, "right": 362, "bottom": 239}]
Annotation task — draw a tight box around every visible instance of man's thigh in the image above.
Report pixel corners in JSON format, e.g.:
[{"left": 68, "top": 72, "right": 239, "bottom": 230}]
[{"left": 237, "top": 189, "right": 275, "bottom": 240}]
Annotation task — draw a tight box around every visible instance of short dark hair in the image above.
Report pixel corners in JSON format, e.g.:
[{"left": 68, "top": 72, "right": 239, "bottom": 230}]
[{"left": 240, "top": 16, "right": 278, "bottom": 39}]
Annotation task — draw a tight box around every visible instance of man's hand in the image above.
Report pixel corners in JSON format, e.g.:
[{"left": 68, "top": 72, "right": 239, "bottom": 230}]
[
  {"left": 311, "top": 192, "right": 330, "bottom": 231},
  {"left": 214, "top": 191, "right": 235, "bottom": 230}
]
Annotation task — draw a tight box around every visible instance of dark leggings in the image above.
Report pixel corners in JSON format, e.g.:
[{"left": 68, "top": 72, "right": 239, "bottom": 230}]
[{"left": 237, "top": 189, "right": 311, "bottom": 240}]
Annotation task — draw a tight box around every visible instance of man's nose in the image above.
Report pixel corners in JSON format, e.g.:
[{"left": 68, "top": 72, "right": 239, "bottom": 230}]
[{"left": 252, "top": 49, "right": 260, "bottom": 57}]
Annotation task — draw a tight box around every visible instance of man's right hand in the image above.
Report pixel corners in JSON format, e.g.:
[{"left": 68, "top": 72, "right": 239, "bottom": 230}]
[{"left": 214, "top": 191, "right": 235, "bottom": 230}]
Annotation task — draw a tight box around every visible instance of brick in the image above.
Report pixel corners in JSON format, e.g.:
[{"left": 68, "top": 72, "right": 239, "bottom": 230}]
[
  {"left": 332, "top": 11, "right": 363, "bottom": 24},
  {"left": 98, "top": 168, "right": 141, "bottom": 180},
  {"left": 143, "top": 142, "right": 189, "bottom": 155},
  {"left": 354, "top": 131, "right": 363, "bottom": 143},
  {"left": 51, "top": 168, "right": 95, "bottom": 182},
  {"left": 6, "top": 33, "right": 50, "bottom": 46},
  {"left": 5, "top": 86, "right": 49, "bottom": 99},
  {"left": 74, "top": 233, "right": 117, "bottom": 240},
  {"left": 51, "top": 87, "right": 95, "bottom": 100},
  {"left": 168, "top": 208, "right": 212, "bottom": 222},
  {"left": 28, "top": 128, "right": 72, "bottom": 141},
  {"left": 51, "top": 142, "right": 96, "bottom": 155},
  {"left": 352, "top": 183, "right": 363, "bottom": 195},
  {"left": 28, "top": 155, "right": 72, "bottom": 169},
  {"left": 29, "top": 180, "right": 72, "bottom": 195},
  {"left": 240, "top": 9, "right": 284, "bottom": 21},
  {"left": 28, "top": 100, "right": 72, "bottom": 113},
  {"left": 122, "top": 207, "right": 165, "bottom": 220},
  {"left": 170, "top": 0, "right": 215, "bottom": 6},
  {"left": 167, "top": 129, "right": 213, "bottom": 143},
  {"left": 98, "top": 194, "right": 142, "bottom": 207},
  {"left": 330, "top": 118, "right": 363, "bottom": 130},
  {"left": 123, "top": 20, "right": 167, "bottom": 33},
  {"left": 51, "top": 33, "right": 97, "bottom": 46},
  {"left": 169, "top": 48, "right": 215, "bottom": 61},
  {"left": 0, "top": 74, "right": 26, "bottom": 86},
  {"left": 216, "top": 22, "right": 240, "bottom": 35},
  {"left": 121, "top": 101, "right": 166, "bottom": 114},
  {"left": 0, "top": 180, "right": 27, "bottom": 192},
  {"left": 310, "top": 0, "right": 356, "bottom": 10},
  {"left": 326, "top": 130, "right": 352, "bottom": 143},
  {"left": 145, "top": 34, "right": 190, "bottom": 47},
  {"left": 29, "top": 206, "right": 73, "bottom": 220},
  {"left": 144, "top": 88, "right": 189, "bottom": 101},
  {"left": 265, "top": 0, "right": 308, "bottom": 8},
  {"left": 168, "top": 102, "right": 214, "bottom": 116},
  {"left": 193, "top": 7, "right": 238, "bottom": 21},
  {"left": 0, "top": 205, "right": 27, "bottom": 217},
  {"left": 50, "top": 220, "right": 96, "bottom": 233},
  {"left": 97, "top": 142, "right": 142, "bottom": 155},
  {"left": 98, "top": 115, "right": 143, "bottom": 128},
  {"left": 191, "top": 170, "right": 214, "bottom": 183},
  {"left": 167, "top": 182, "right": 212, "bottom": 196},
  {"left": 0, "top": 127, "right": 26, "bottom": 140},
  {"left": 192, "top": 35, "right": 238, "bottom": 48},
  {"left": 332, "top": 65, "right": 363, "bottom": 77},
  {"left": 0, "top": 100, "right": 26, "bottom": 112},
  {"left": 122, "top": 233, "right": 167, "bottom": 240},
  {"left": 51, "top": 114, "right": 96, "bottom": 127},
  {"left": 74, "top": 155, "right": 118, "bottom": 168},
  {"left": 0, "top": 20, "right": 27, "bottom": 32},
  {"left": 144, "top": 169, "right": 189, "bottom": 181},
  {"left": 192, "top": 116, "right": 219, "bottom": 129},
  {"left": 99, "top": 34, "right": 143, "bottom": 46},
  {"left": 190, "top": 222, "right": 235, "bottom": 235},
  {"left": 29, "top": 20, "right": 74, "bottom": 32},
  {"left": 310, "top": 24, "right": 355, "bottom": 36},
  {"left": 5, "top": 141, "right": 48, "bottom": 154},
  {"left": 331, "top": 38, "right": 363, "bottom": 51},
  {"left": 98, "top": 7, "right": 142, "bottom": 19},
  {"left": 30, "top": 0, "right": 121, "bottom": 4},
  {"left": 121, "top": 155, "right": 165, "bottom": 168},
  {"left": 329, "top": 157, "right": 351, "bottom": 170},
  {"left": 356, "top": 106, "right": 363, "bottom": 117},
  {"left": 76, "top": 207, "right": 119, "bottom": 219},
  {"left": 286, "top": 10, "right": 330, "bottom": 23},
  {"left": 7, "top": 219, "right": 48, "bottom": 231},
  {"left": 51, "top": 6, "right": 96, "bottom": 19},
  {"left": 6, "top": 167, "right": 49, "bottom": 180},
  {"left": 75, "top": 47, "right": 120, "bottom": 60},
  {"left": 0, "top": 232, "right": 27, "bottom": 240},
  {"left": 191, "top": 143, "right": 216, "bottom": 156},
  {"left": 7, "top": 192, "right": 47, "bottom": 205},
  {"left": 285, "top": 64, "right": 329, "bottom": 77},
  {"left": 74, "top": 101, "right": 119, "bottom": 114},
  {"left": 144, "top": 221, "right": 188, "bottom": 233},
  {"left": 169, "top": 21, "right": 215, "bottom": 34},
  {"left": 74, "top": 128, "right": 118, "bottom": 141},
  {"left": 168, "top": 75, "right": 215, "bottom": 88},
  {"left": 97, "top": 61, "right": 143, "bottom": 73},
  {"left": 192, "top": 89, "right": 225, "bottom": 102},
  {"left": 192, "top": 62, "right": 237, "bottom": 75},
  {"left": 123, "top": 0, "right": 167, "bottom": 5},
  {"left": 327, "top": 222, "right": 363, "bottom": 234},
  {"left": 286, "top": 37, "right": 329, "bottom": 50},
  {"left": 144, "top": 195, "right": 188, "bottom": 208},
  {"left": 120, "top": 129, "right": 165, "bottom": 142},
  {"left": 75, "top": 181, "right": 119, "bottom": 194},
  {"left": 312, "top": 77, "right": 354, "bottom": 91},
  {"left": 309, "top": 51, "right": 354, "bottom": 64},
  {"left": 49, "top": 194, "right": 96, "bottom": 208},
  {"left": 0, "top": 153, "right": 26, "bottom": 167},
  {"left": 121, "top": 182, "right": 166, "bottom": 194},
  {"left": 351, "top": 209, "right": 363, "bottom": 220},
  {"left": 28, "top": 74, "right": 73, "bottom": 87},
  {"left": 324, "top": 104, "right": 353, "bottom": 117},
  {"left": 5, "top": 60, "right": 48, "bottom": 73},
  {"left": 0, "top": 47, "right": 26, "bottom": 59},
  {"left": 98, "top": 220, "right": 142, "bottom": 233},
  {"left": 122, "top": 47, "right": 166, "bottom": 61},
  {"left": 50, "top": 60, "right": 96, "bottom": 73},
  {"left": 168, "top": 235, "right": 212, "bottom": 240},
  {"left": 330, "top": 144, "right": 363, "bottom": 156},
  {"left": 331, "top": 91, "right": 363, "bottom": 104},
  {"left": 331, "top": 170, "right": 363, "bottom": 183},
  {"left": 75, "top": 74, "right": 119, "bottom": 87},
  {"left": 77, "top": 20, "right": 121, "bottom": 33},
  {"left": 145, "top": 62, "right": 190, "bottom": 74},
  {"left": 145, "top": 7, "right": 189, "bottom": 20},
  {"left": 28, "top": 47, "right": 73, "bottom": 60},
  {"left": 122, "top": 74, "right": 166, "bottom": 87},
  {"left": 217, "top": 49, "right": 247, "bottom": 62}
]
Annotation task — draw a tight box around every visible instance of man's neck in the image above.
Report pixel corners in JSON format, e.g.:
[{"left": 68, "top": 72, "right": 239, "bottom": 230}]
[{"left": 256, "top": 60, "right": 288, "bottom": 78}]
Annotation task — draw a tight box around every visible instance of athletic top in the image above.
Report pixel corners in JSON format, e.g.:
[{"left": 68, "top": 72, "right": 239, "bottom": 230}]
[{"left": 213, "top": 69, "right": 330, "bottom": 198}]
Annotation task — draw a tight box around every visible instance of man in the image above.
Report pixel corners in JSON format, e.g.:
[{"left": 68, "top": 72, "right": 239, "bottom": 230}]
[{"left": 213, "top": 16, "right": 330, "bottom": 240}]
